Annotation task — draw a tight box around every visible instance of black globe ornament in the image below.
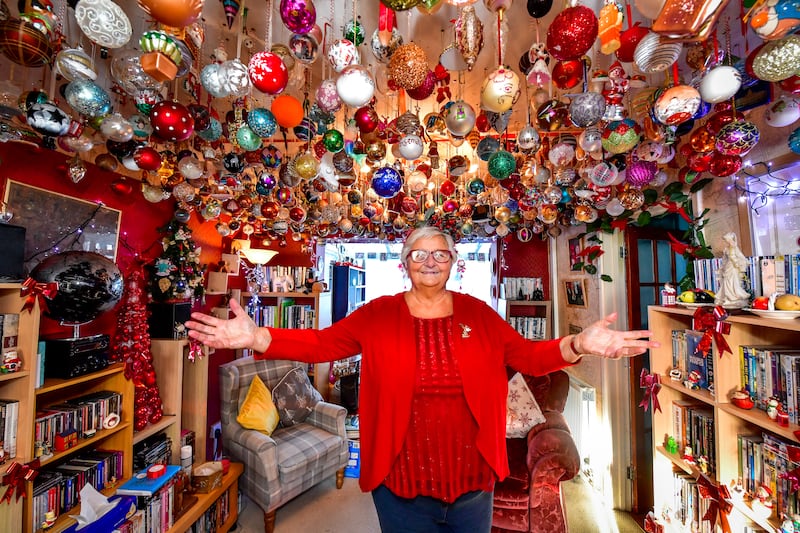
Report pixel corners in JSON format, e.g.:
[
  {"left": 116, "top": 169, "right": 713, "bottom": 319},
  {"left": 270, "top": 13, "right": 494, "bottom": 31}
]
[{"left": 30, "top": 251, "right": 124, "bottom": 326}]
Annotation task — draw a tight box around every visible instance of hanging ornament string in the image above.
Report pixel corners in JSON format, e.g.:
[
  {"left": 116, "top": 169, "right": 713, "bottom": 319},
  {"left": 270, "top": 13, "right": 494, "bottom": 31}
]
[
  {"left": 24, "top": 203, "right": 104, "bottom": 265},
  {"left": 236, "top": 3, "right": 248, "bottom": 59},
  {"left": 264, "top": 0, "right": 273, "bottom": 50}
]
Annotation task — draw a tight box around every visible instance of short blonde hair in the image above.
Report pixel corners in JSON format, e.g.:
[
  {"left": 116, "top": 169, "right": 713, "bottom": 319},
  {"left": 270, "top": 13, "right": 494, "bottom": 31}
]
[{"left": 400, "top": 227, "right": 457, "bottom": 269}]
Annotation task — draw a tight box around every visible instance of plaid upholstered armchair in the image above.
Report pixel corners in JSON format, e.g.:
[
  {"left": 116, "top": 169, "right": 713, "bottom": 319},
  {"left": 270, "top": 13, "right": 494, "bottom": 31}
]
[
  {"left": 219, "top": 358, "right": 349, "bottom": 533},
  {"left": 491, "top": 369, "right": 580, "bottom": 533}
]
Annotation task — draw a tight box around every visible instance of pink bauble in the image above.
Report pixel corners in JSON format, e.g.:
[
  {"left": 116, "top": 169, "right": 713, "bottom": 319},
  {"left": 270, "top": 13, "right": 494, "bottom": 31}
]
[
  {"left": 715, "top": 120, "right": 760, "bottom": 156},
  {"left": 315, "top": 78, "right": 342, "bottom": 112},
  {"left": 149, "top": 101, "right": 194, "bottom": 141},
  {"left": 406, "top": 70, "right": 436, "bottom": 100},
  {"left": 279, "top": 0, "right": 316, "bottom": 34},
  {"left": 248, "top": 51, "right": 288, "bottom": 94},
  {"left": 626, "top": 159, "right": 657, "bottom": 187}
]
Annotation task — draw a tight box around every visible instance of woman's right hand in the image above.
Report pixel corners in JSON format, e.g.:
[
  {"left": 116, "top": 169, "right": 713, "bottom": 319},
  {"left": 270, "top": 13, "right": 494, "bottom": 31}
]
[{"left": 186, "top": 298, "right": 271, "bottom": 351}]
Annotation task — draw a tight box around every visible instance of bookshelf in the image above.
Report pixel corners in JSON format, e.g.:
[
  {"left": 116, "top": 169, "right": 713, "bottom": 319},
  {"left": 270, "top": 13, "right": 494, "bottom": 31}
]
[
  {"left": 648, "top": 305, "right": 800, "bottom": 533},
  {"left": 0, "top": 283, "right": 39, "bottom": 533},
  {"left": 331, "top": 264, "right": 366, "bottom": 323},
  {"left": 240, "top": 291, "right": 332, "bottom": 396},
  {"left": 169, "top": 462, "right": 243, "bottom": 533},
  {"left": 499, "top": 299, "right": 552, "bottom": 340}
]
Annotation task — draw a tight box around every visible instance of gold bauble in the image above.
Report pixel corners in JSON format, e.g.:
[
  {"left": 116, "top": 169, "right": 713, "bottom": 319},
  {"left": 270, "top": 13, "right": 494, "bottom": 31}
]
[{"left": 388, "top": 43, "right": 428, "bottom": 90}]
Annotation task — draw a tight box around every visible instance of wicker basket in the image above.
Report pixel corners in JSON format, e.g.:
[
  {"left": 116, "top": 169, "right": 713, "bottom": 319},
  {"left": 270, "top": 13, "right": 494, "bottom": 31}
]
[{"left": 191, "top": 461, "right": 223, "bottom": 493}]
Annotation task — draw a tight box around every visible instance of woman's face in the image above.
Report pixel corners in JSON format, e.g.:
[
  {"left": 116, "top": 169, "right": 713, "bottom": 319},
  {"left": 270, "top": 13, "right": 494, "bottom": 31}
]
[{"left": 406, "top": 235, "right": 453, "bottom": 291}]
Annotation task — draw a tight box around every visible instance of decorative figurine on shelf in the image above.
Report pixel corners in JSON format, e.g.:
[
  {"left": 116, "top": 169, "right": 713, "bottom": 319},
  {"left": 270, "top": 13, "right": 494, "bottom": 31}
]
[
  {"left": 684, "top": 369, "right": 701, "bottom": 390},
  {"left": 768, "top": 397, "right": 780, "bottom": 419},
  {"left": 714, "top": 232, "right": 751, "bottom": 309},
  {"left": 752, "top": 484, "right": 775, "bottom": 519},
  {"left": 731, "top": 389, "right": 755, "bottom": 409},
  {"left": 780, "top": 516, "right": 795, "bottom": 533},
  {"left": 669, "top": 368, "right": 683, "bottom": 382},
  {"left": 42, "top": 511, "right": 57, "bottom": 529},
  {"left": 777, "top": 405, "right": 790, "bottom": 427},
  {"left": 661, "top": 282, "right": 677, "bottom": 306},
  {"left": 1, "top": 351, "right": 20, "bottom": 373},
  {"left": 697, "top": 455, "right": 709, "bottom": 474},
  {"left": 682, "top": 445, "right": 696, "bottom": 464},
  {"left": 665, "top": 435, "right": 678, "bottom": 454}
]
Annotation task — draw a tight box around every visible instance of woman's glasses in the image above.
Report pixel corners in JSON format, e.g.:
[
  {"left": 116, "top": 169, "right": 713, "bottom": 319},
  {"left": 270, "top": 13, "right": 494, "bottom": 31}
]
[{"left": 409, "top": 249, "right": 452, "bottom": 263}]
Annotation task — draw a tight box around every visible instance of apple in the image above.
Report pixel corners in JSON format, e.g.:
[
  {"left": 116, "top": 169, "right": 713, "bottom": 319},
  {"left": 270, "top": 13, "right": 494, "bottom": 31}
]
[{"left": 752, "top": 296, "right": 770, "bottom": 310}]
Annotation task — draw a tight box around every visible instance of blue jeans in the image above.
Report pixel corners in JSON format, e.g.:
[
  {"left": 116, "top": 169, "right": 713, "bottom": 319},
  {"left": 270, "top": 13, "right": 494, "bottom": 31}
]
[{"left": 371, "top": 485, "right": 493, "bottom": 533}]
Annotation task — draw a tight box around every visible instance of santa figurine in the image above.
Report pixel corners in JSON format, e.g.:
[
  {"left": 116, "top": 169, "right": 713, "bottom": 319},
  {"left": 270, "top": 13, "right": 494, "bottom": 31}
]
[{"left": 602, "top": 60, "right": 630, "bottom": 121}]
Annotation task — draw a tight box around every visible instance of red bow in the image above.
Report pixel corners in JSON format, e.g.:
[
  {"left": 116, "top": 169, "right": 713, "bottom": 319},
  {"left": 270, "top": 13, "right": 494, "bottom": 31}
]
[
  {"left": 436, "top": 86, "right": 451, "bottom": 103},
  {"left": 692, "top": 306, "right": 732, "bottom": 358},
  {"left": 1, "top": 460, "right": 38, "bottom": 503},
  {"left": 19, "top": 277, "right": 58, "bottom": 314},
  {"left": 188, "top": 339, "right": 204, "bottom": 362},
  {"left": 697, "top": 474, "right": 732, "bottom": 533},
  {"left": 780, "top": 466, "right": 800, "bottom": 493},
  {"left": 639, "top": 368, "right": 661, "bottom": 412}
]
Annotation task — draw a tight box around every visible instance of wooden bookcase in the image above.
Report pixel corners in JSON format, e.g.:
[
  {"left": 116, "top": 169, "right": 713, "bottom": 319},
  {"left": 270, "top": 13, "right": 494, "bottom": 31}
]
[
  {"left": 499, "top": 299, "right": 552, "bottom": 340},
  {"left": 331, "top": 264, "right": 366, "bottom": 323},
  {"left": 169, "top": 462, "right": 243, "bottom": 533},
  {"left": 240, "top": 291, "right": 332, "bottom": 396},
  {"left": 648, "top": 305, "right": 800, "bottom": 533}
]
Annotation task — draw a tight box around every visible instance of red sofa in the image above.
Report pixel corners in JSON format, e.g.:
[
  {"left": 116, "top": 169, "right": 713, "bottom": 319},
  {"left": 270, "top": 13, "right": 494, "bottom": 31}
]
[{"left": 491, "top": 370, "right": 581, "bottom": 533}]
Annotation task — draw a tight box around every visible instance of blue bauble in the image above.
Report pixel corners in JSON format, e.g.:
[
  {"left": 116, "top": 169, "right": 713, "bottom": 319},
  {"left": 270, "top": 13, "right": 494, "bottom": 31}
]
[
  {"left": 236, "top": 125, "right": 263, "bottom": 151},
  {"left": 65, "top": 79, "right": 112, "bottom": 118},
  {"left": 293, "top": 117, "right": 316, "bottom": 141},
  {"left": 789, "top": 126, "right": 800, "bottom": 154},
  {"left": 476, "top": 137, "right": 500, "bottom": 161},
  {"left": 197, "top": 118, "right": 222, "bottom": 141},
  {"left": 371, "top": 166, "right": 403, "bottom": 198},
  {"left": 247, "top": 107, "right": 278, "bottom": 137},
  {"left": 467, "top": 177, "right": 486, "bottom": 195}
]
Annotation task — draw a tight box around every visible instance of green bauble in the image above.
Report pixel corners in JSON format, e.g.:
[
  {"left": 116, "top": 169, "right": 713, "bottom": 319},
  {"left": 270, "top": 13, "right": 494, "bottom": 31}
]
[
  {"left": 487, "top": 150, "right": 516, "bottom": 180},
  {"left": 467, "top": 177, "right": 486, "bottom": 195},
  {"left": 379, "top": 0, "right": 421, "bottom": 11},
  {"left": 344, "top": 19, "right": 365, "bottom": 46},
  {"left": 323, "top": 129, "right": 345, "bottom": 152},
  {"left": 236, "top": 125, "right": 263, "bottom": 152}
]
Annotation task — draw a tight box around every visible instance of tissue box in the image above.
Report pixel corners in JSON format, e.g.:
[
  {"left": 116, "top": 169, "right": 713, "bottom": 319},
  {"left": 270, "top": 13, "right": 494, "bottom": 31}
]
[
  {"left": 191, "top": 461, "right": 223, "bottom": 493},
  {"left": 62, "top": 495, "right": 137, "bottom": 533}
]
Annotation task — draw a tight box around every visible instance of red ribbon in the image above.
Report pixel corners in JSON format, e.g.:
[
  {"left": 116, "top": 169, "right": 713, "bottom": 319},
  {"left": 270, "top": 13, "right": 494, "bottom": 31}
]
[
  {"left": 19, "top": 277, "right": 58, "bottom": 314},
  {"left": 692, "top": 306, "right": 732, "bottom": 358},
  {"left": 1, "top": 460, "right": 38, "bottom": 503},
  {"left": 697, "top": 474, "right": 732, "bottom": 533},
  {"left": 188, "top": 339, "right": 204, "bottom": 363},
  {"left": 643, "top": 511, "right": 659, "bottom": 532},
  {"left": 639, "top": 368, "right": 661, "bottom": 412},
  {"left": 779, "top": 466, "right": 800, "bottom": 493}
]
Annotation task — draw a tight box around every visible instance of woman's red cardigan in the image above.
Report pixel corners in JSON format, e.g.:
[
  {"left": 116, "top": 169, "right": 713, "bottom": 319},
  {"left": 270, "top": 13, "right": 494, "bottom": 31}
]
[{"left": 259, "top": 291, "right": 572, "bottom": 493}]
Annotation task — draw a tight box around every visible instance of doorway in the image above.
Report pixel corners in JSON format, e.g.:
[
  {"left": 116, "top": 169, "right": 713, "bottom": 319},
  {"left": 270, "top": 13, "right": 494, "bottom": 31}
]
[{"left": 623, "top": 218, "right": 688, "bottom": 515}]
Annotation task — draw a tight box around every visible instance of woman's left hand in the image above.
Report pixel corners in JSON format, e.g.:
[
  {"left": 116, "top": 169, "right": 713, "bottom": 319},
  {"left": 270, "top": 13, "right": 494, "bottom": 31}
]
[{"left": 573, "top": 312, "right": 659, "bottom": 359}]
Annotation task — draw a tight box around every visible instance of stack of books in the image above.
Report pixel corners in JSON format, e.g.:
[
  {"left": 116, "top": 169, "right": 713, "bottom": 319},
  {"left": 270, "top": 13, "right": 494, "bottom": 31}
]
[{"left": 116, "top": 464, "right": 182, "bottom": 533}]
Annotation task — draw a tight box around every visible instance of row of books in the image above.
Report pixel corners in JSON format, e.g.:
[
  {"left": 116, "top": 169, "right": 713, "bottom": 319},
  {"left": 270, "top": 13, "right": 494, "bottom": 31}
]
[
  {"left": 0, "top": 313, "right": 19, "bottom": 358},
  {"left": 188, "top": 490, "right": 232, "bottom": 533},
  {"left": 32, "top": 449, "right": 124, "bottom": 530},
  {"left": 133, "top": 432, "right": 172, "bottom": 473},
  {"left": 669, "top": 471, "right": 714, "bottom": 533},
  {"left": 738, "top": 432, "right": 800, "bottom": 519},
  {"left": 0, "top": 399, "right": 19, "bottom": 459},
  {"left": 34, "top": 391, "right": 122, "bottom": 458},
  {"left": 507, "top": 317, "right": 548, "bottom": 340},
  {"left": 248, "top": 300, "right": 316, "bottom": 330},
  {"left": 257, "top": 265, "right": 315, "bottom": 293},
  {"left": 693, "top": 254, "right": 800, "bottom": 298},
  {"left": 671, "top": 329, "right": 714, "bottom": 392},
  {"left": 115, "top": 465, "right": 182, "bottom": 533},
  {"left": 500, "top": 277, "right": 544, "bottom": 301},
  {"left": 671, "top": 399, "right": 716, "bottom": 476},
  {"left": 739, "top": 345, "right": 800, "bottom": 420}
]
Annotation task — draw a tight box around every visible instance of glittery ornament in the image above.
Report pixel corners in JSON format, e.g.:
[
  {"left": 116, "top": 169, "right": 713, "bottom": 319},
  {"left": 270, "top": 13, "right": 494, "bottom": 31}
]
[
  {"left": 370, "top": 27, "right": 403, "bottom": 64},
  {"left": 406, "top": 70, "right": 436, "bottom": 100},
  {"left": 322, "top": 129, "right": 344, "bottom": 152},
  {"left": 715, "top": 121, "right": 760, "bottom": 156},
  {"left": 708, "top": 152, "right": 742, "bottom": 177},
  {"left": 65, "top": 79, "right": 112, "bottom": 118},
  {"left": 569, "top": 92, "right": 606, "bottom": 127},
  {"left": 752, "top": 35, "right": 800, "bottom": 81},
  {"left": 455, "top": 5, "right": 483, "bottom": 71},
  {"left": 601, "top": 118, "right": 641, "bottom": 154},
  {"left": 488, "top": 150, "right": 516, "bottom": 180},
  {"left": 280, "top": 0, "right": 316, "bottom": 33},
  {"left": 371, "top": 166, "right": 402, "bottom": 198},
  {"left": 388, "top": 42, "right": 428, "bottom": 89},
  {"left": 619, "top": 187, "right": 644, "bottom": 210},
  {"left": 247, "top": 107, "right": 278, "bottom": 137},
  {"left": 336, "top": 64, "right": 375, "bottom": 107},
  {"left": 546, "top": 5, "right": 598, "bottom": 61},
  {"left": 626, "top": 159, "right": 657, "bottom": 187}
]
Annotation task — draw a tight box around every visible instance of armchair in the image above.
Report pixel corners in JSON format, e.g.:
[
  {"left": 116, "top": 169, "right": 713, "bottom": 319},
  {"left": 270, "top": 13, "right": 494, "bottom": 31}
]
[
  {"left": 492, "top": 369, "right": 580, "bottom": 533},
  {"left": 219, "top": 358, "right": 349, "bottom": 533}
]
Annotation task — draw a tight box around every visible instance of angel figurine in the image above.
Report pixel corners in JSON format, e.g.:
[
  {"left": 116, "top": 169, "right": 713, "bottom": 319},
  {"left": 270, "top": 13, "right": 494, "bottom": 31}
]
[{"left": 714, "top": 232, "right": 750, "bottom": 309}]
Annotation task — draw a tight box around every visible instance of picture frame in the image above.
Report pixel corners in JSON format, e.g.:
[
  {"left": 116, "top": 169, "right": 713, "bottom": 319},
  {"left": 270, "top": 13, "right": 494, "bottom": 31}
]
[
  {"left": 4, "top": 180, "right": 121, "bottom": 274},
  {"left": 568, "top": 237, "right": 582, "bottom": 271},
  {"left": 564, "top": 279, "right": 587, "bottom": 308}
]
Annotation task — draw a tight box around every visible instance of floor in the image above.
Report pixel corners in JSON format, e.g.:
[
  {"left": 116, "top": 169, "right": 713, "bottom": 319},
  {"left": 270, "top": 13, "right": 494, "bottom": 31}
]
[{"left": 230, "top": 474, "right": 645, "bottom": 533}]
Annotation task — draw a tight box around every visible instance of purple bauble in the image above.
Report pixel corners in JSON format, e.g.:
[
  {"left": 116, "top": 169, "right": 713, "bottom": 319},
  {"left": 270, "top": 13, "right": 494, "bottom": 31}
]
[
  {"left": 279, "top": 0, "right": 316, "bottom": 34},
  {"left": 626, "top": 159, "right": 658, "bottom": 187},
  {"left": 715, "top": 120, "right": 760, "bottom": 156}
]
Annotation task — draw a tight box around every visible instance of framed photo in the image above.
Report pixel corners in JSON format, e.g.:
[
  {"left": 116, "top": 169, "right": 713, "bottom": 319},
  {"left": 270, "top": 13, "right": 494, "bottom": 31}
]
[
  {"left": 568, "top": 237, "right": 582, "bottom": 271},
  {"left": 4, "top": 180, "right": 121, "bottom": 274},
  {"left": 564, "top": 279, "right": 587, "bottom": 308}
]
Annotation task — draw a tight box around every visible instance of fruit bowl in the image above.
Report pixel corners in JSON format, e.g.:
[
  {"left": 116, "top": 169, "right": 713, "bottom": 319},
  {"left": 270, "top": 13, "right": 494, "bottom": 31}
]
[{"left": 744, "top": 309, "right": 800, "bottom": 320}]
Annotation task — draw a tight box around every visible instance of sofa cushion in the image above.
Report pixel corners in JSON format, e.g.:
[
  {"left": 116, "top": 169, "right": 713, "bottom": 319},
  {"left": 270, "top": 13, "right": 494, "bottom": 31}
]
[
  {"left": 273, "top": 422, "right": 347, "bottom": 483},
  {"left": 506, "top": 372, "right": 545, "bottom": 438},
  {"left": 236, "top": 374, "right": 280, "bottom": 436},
  {"left": 272, "top": 366, "right": 323, "bottom": 426}
]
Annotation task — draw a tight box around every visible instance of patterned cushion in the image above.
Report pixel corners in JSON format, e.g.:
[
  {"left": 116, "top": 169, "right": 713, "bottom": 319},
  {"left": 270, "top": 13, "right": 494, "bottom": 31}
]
[
  {"left": 272, "top": 366, "right": 323, "bottom": 427},
  {"left": 236, "top": 374, "right": 280, "bottom": 436},
  {"left": 506, "top": 372, "right": 546, "bottom": 438}
]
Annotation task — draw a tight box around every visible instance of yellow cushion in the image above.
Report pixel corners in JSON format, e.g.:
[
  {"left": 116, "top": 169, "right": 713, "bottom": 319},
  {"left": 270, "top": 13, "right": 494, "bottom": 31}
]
[{"left": 236, "top": 374, "right": 280, "bottom": 436}]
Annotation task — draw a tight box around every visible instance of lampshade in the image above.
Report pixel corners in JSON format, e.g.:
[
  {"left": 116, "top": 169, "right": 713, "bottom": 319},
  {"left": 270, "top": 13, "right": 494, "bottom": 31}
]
[{"left": 239, "top": 248, "right": 278, "bottom": 265}]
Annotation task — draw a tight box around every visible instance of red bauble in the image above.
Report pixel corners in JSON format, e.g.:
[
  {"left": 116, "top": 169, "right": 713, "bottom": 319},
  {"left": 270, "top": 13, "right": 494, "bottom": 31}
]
[
  {"left": 150, "top": 101, "right": 195, "bottom": 141},
  {"left": 552, "top": 59, "right": 583, "bottom": 90},
  {"left": 143, "top": 369, "right": 157, "bottom": 387},
  {"left": 440, "top": 180, "right": 456, "bottom": 196},
  {"left": 134, "top": 405, "right": 150, "bottom": 431},
  {"left": 616, "top": 22, "right": 649, "bottom": 63},
  {"left": 133, "top": 146, "right": 162, "bottom": 171},
  {"left": 686, "top": 151, "right": 712, "bottom": 172},
  {"left": 546, "top": 6, "right": 598, "bottom": 61},
  {"left": 475, "top": 112, "right": 491, "bottom": 133},
  {"left": 110, "top": 178, "right": 133, "bottom": 195},
  {"left": 705, "top": 110, "right": 745, "bottom": 135},
  {"left": 149, "top": 407, "right": 163, "bottom": 424},
  {"left": 354, "top": 105, "right": 379, "bottom": 133},
  {"left": 248, "top": 51, "right": 289, "bottom": 95},
  {"left": 708, "top": 152, "right": 742, "bottom": 177},
  {"left": 779, "top": 74, "right": 800, "bottom": 94},
  {"left": 406, "top": 70, "right": 436, "bottom": 100}
]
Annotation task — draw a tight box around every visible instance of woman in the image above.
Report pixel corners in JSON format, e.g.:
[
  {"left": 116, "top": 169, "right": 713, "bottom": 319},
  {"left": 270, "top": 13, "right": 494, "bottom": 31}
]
[{"left": 186, "top": 227, "right": 658, "bottom": 533}]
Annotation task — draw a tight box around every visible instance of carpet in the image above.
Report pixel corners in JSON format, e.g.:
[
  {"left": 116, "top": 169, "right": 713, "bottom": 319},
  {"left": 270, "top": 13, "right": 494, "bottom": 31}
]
[{"left": 233, "top": 474, "right": 644, "bottom": 532}]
